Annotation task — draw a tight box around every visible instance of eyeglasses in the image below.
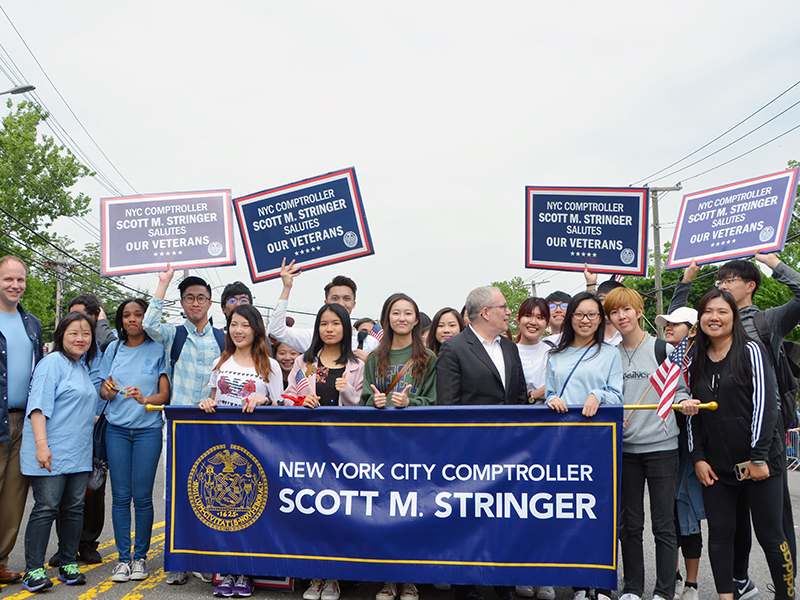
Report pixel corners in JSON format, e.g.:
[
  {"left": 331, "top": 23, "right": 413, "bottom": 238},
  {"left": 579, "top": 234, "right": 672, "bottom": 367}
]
[
  {"left": 486, "top": 304, "right": 509, "bottom": 311},
  {"left": 549, "top": 302, "right": 569, "bottom": 311},
  {"left": 225, "top": 297, "right": 251, "bottom": 306},
  {"left": 572, "top": 312, "right": 601, "bottom": 321},
  {"left": 182, "top": 294, "right": 210, "bottom": 304},
  {"left": 715, "top": 277, "right": 744, "bottom": 288}
]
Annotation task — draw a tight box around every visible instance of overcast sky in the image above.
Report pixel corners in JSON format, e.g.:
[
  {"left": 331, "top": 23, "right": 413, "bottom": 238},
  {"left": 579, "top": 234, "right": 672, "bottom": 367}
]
[{"left": 2, "top": 1, "right": 799, "bottom": 328}]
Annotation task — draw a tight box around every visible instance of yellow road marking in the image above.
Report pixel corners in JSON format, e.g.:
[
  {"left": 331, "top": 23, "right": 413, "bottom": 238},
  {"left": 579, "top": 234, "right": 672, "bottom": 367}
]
[{"left": 3, "top": 533, "right": 166, "bottom": 600}]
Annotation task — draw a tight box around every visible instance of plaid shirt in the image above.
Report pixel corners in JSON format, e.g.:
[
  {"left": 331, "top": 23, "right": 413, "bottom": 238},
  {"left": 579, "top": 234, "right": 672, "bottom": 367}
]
[{"left": 143, "top": 297, "right": 221, "bottom": 406}]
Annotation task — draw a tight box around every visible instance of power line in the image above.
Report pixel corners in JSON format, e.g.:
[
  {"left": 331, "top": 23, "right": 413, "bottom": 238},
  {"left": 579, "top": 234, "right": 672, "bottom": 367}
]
[
  {"left": 630, "top": 79, "right": 800, "bottom": 186},
  {"left": 646, "top": 99, "right": 800, "bottom": 185},
  {"left": 679, "top": 123, "right": 800, "bottom": 183},
  {"left": 0, "top": 4, "right": 138, "bottom": 195}
]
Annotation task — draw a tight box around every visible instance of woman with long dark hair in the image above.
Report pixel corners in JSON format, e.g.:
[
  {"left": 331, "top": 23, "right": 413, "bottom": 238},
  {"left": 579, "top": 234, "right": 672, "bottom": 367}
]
[
  {"left": 360, "top": 292, "right": 436, "bottom": 600},
  {"left": 200, "top": 304, "right": 283, "bottom": 414},
  {"left": 20, "top": 312, "right": 98, "bottom": 592},
  {"left": 284, "top": 303, "right": 364, "bottom": 411},
  {"left": 360, "top": 293, "right": 436, "bottom": 409},
  {"left": 197, "top": 304, "right": 283, "bottom": 597},
  {"left": 688, "top": 289, "right": 791, "bottom": 600},
  {"left": 99, "top": 298, "right": 169, "bottom": 584},
  {"left": 284, "top": 303, "right": 363, "bottom": 600},
  {"left": 426, "top": 307, "right": 464, "bottom": 356}
]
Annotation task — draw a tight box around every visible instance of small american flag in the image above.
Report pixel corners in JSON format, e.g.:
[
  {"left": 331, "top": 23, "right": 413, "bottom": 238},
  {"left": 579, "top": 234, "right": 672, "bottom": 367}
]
[
  {"left": 650, "top": 334, "right": 690, "bottom": 421},
  {"left": 369, "top": 322, "right": 384, "bottom": 342},
  {"left": 614, "top": 274, "right": 624, "bottom": 283},
  {"left": 295, "top": 369, "right": 311, "bottom": 396}
]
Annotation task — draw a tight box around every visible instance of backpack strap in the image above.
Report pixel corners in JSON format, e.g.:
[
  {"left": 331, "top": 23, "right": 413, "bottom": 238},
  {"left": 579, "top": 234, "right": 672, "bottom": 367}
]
[
  {"left": 170, "top": 325, "right": 188, "bottom": 370},
  {"left": 753, "top": 311, "right": 774, "bottom": 359},
  {"left": 170, "top": 324, "right": 226, "bottom": 371},
  {"left": 654, "top": 337, "right": 668, "bottom": 365}
]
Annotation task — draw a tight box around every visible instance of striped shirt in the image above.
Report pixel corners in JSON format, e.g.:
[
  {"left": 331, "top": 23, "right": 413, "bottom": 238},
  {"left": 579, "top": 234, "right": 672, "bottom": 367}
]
[{"left": 143, "top": 297, "right": 221, "bottom": 406}]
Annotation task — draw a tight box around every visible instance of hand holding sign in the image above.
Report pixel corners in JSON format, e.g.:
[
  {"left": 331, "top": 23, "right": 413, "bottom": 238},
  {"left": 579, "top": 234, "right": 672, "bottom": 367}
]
[
  {"left": 754, "top": 250, "right": 781, "bottom": 270},
  {"left": 280, "top": 258, "right": 302, "bottom": 290}
]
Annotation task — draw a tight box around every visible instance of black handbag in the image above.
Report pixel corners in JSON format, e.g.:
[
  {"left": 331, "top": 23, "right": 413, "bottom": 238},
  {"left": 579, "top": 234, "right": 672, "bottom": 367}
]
[{"left": 93, "top": 401, "right": 110, "bottom": 461}]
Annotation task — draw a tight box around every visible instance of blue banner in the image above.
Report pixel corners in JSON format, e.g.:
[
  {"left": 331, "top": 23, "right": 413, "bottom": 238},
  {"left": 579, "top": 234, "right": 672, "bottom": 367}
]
[
  {"left": 234, "top": 168, "right": 374, "bottom": 283},
  {"left": 667, "top": 168, "right": 799, "bottom": 269},
  {"left": 164, "top": 406, "right": 622, "bottom": 588},
  {"left": 525, "top": 186, "right": 649, "bottom": 276}
]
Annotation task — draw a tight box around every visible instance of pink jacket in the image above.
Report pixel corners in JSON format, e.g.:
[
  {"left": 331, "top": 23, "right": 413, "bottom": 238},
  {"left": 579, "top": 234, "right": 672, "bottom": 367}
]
[{"left": 284, "top": 354, "right": 364, "bottom": 406}]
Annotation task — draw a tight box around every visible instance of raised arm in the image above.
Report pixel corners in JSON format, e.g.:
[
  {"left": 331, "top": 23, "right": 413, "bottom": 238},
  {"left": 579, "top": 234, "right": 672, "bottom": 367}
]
[{"left": 667, "top": 260, "right": 699, "bottom": 313}]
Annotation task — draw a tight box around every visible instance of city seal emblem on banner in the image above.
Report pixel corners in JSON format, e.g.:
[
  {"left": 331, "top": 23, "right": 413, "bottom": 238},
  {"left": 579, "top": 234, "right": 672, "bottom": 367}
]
[{"left": 187, "top": 444, "right": 268, "bottom": 532}]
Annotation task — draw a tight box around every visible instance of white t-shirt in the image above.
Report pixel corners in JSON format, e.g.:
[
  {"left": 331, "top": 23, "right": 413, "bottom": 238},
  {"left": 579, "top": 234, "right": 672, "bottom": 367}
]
[
  {"left": 516, "top": 342, "right": 549, "bottom": 392},
  {"left": 209, "top": 356, "right": 285, "bottom": 407}
]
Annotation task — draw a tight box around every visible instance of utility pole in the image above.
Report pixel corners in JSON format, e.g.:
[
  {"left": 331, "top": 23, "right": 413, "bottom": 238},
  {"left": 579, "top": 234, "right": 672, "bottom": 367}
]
[
  {"left": 650, "top": 185, "right": 682, "bottom": 334},
  {"left": 46, "top": 256, "right": 72, "bottom": 327},
  {"left": 529, "top": 279, "right": 550, "bottom": 297}
]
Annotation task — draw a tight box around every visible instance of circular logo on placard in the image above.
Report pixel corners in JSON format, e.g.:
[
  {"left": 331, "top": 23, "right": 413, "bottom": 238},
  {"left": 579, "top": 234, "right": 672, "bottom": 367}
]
[
  {"left": 620, "top": 248, "right": 635, "bottom": 265},
  {"left": 343, "top": 231, "right": 358, "bottom": 248},
  {"left": 207, "top": 242, "right": 223, "bottom": 256},
  {"left": 187, "top": 444, "right": 268, "bottom": 532},
  {"left": 760, "top": 226, "right": 775, "bottom": 243}
]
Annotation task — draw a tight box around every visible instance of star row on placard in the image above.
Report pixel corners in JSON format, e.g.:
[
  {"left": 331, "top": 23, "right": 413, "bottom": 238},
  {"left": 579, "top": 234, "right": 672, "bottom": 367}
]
[
  {"left": 152, "top": 251, "right": 184, "bottom": 256},
  {"left": 294, "top": 246, "right": 322, "bottom": 256},
  {"left": 709, "top": 239, "right": 736, "bottom": 247},
  {"left": 570, "top": 252, "right": 598, "bottom": 257}
]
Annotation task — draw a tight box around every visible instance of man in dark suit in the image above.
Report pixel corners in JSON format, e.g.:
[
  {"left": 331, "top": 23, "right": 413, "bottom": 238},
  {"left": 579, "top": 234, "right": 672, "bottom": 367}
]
[
  {"left": 437, "top": 285, "right": 526, "bottom": 406},
  {"left": 435, "top": 286, "right": 526, "bottom": 600}
]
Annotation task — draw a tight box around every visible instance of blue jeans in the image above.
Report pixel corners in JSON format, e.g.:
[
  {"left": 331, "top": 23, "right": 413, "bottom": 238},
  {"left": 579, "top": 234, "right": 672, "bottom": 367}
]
[
  {"left": 25, "top": 472, "right": 89, "bottom": 571},
  {"left": 106, "top": 423, "right": 162, "bottom": 562}
]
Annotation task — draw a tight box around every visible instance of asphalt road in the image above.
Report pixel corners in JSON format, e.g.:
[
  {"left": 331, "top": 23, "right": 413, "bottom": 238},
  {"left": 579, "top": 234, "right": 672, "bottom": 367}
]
[{"left": 3, "top": 466, "right": 799, "bottom": 600}]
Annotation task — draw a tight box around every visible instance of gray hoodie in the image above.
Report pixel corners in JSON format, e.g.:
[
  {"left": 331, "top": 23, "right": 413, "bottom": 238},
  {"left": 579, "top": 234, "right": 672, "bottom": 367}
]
[{"left": 620, "top": 335, "right": 689, "bottom": 454}]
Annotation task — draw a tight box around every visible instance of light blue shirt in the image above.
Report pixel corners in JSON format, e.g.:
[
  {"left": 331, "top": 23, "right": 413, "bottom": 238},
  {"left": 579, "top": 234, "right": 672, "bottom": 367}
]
[
  {"left": 0, "top": 310, "right": 33, "bottom": 409},
  {"left": 21, "top": 352, "right": 96, "bottom": 476},
  {"left": 545, "top": 343, "right": 623, "bottom": 407},
  {"left": 143, "top": 297, "right": 221, "bottom": 406},
  {"left": 99, "top": 339, "right": 167, "bottom": 429}
]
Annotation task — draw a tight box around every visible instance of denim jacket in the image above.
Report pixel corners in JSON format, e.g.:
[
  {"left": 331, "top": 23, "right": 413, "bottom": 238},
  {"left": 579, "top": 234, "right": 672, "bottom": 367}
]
[{"left": 1, "top": 303, "right": 43, "bottom": 443}]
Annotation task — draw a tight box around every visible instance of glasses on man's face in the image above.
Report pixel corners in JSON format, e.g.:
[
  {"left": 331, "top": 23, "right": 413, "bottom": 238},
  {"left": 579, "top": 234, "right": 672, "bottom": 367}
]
[
  {"left": 572, "top": 312, "right": 600, "bottom": 322},
  {"left": 226, "top": 297, "right": 250, "bottom": 306},
  {"left": 182, "top": 294, "right": 210, "bottom": 305},
  {"left": 715, "top": 277, "right": 744, "bottom": 288},
  {"left": 549, "top": 302, "right": 569, "bottom": 311},
  {"left": 486, "top": 304, "right": 509, "bottom": 311}
]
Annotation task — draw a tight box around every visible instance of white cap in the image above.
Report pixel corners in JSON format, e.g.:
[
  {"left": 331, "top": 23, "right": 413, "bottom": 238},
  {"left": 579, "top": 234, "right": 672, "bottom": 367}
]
[{"left": 655, "top": 306, "right": 698, "bottom": 328}]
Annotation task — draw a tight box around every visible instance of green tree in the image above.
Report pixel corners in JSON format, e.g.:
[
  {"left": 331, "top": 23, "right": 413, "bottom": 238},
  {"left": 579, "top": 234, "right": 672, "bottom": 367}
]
[
  {"left": 0, "top": 100, "right": 93, "bottom": 251},
  {"left": 491, "top": 276, "right": 533, "bottom": 336}
]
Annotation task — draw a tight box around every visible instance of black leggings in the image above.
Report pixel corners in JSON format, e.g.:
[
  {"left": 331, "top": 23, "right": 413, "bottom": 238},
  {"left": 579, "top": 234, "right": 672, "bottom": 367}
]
[
  {"left": 703, "top": 474, "right": 793, "bottom": 600},
  {"left": 674, "top": 503, "right": 703, "bottom": 560}
]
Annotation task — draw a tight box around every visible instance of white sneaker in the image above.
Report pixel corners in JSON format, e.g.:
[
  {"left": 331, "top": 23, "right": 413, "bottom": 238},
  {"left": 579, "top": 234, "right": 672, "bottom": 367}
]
[
  {"left": 681, "top": 587, "right": 698, "bottom": 600},
  {"left": 674, "top": 578, "right": 685, "bottom": 600},
  {"left": 400, "top": 583, "right": 419, "bottom": 600},
  {"left": 377, "top": 582, "right": 398, "bottom": 600},
  {"left": 516, "top": 587, "right": 535, "bottom": 598},
  {"left": 111, "top": 562, "right": 131, "bottom": 582},
  {"left": 304, "top": 579, "right": 325, "bottom": 600},
  {"left": 619, "top": 595, "right": 641, "bottom": 600},
  {"left": 130, "top": 559, "right": 148, "bottom": 581},
  {"left": 536, "top": 587, "right": 555, "bottom": 600},
  {"left": 596, "top": 594, "right": 611, "bottom": 600},
  {"left": 654, "top": 595, "right": 670, "bottom": 600},
  {"left": 322, "top": 579, "right": 341, "bottom": 600},
  {"left": 574, "top": 591, "right": 587, "bottom": 600}
]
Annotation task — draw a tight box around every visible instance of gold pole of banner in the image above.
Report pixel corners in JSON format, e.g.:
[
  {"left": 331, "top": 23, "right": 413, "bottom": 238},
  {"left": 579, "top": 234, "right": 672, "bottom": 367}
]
[
  {"left": 147, "top": 402, "right": 717, "bottom": 412},
  {"left": 624, "top": 402, "right": 718, "bottom": 411}
]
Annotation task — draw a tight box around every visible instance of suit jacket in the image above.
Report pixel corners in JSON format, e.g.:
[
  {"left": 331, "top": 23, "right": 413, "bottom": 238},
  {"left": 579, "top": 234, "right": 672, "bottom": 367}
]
[
  {"left": 436, "top": 326, "right": 527, "bottom": 406},
  {"left": 284, "top": 355, "right": 364, "bottom": 406}
]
